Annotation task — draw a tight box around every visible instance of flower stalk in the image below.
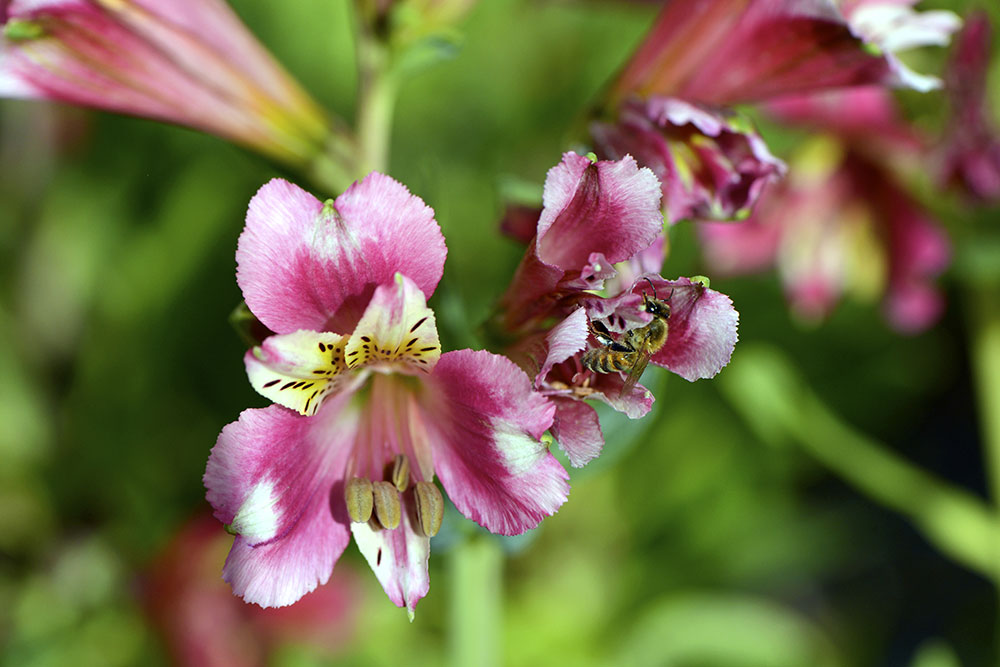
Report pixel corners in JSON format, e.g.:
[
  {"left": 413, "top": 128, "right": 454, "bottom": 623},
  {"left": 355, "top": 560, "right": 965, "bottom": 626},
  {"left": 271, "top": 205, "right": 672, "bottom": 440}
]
[
  {"left": 449, "top": 536, "right": 502, "bottom": 667},
  {"left": 720, "top": 344, "right": 999, "bottom": 583}
]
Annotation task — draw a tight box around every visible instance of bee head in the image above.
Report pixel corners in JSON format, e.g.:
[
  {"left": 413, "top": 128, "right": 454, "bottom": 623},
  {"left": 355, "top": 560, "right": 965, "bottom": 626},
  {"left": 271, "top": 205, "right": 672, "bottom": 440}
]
[{"left": 640, "top": 277, "right": 671, "bottom": 318}]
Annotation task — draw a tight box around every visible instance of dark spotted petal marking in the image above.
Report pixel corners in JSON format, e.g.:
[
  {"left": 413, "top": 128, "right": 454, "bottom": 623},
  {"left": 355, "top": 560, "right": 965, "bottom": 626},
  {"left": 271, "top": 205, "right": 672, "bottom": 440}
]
[
  {"left": 246, "top": 330, "right": 351, "bottom": 415},
  {"left": 345, "top": 274, "right": 441, "bottom": 373}
]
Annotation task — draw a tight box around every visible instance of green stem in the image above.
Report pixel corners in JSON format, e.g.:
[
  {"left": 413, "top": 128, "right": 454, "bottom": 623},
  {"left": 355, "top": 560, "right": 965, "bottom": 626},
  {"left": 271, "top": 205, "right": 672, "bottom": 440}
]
[
  {"left": 449, "top": 536, "right": 503, "bottom": 667},
  {"left": 966, "top": 283, "right": 1000, "bottom": 651},
  {"left": 354, "top": 13, "right": 397, "bottom": 176},
  {"left": 720, "top": 344, "right": 999, "bottom": 583}
]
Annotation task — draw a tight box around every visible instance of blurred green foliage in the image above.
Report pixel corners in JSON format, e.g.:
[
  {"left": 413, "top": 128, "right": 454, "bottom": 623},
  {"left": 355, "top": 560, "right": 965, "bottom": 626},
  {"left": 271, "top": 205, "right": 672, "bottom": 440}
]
[{"left": 1, "top": 1, "right": 997, "bottom": 666}]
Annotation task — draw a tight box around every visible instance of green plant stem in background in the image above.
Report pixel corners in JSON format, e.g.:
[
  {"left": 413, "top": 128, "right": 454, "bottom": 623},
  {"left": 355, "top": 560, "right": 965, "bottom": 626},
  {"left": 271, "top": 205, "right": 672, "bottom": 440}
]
[
  {"left": 306, "top": 130, "right": 361, "bottom": 195},
  {"left": 449, "top": 536, "right": 502, "bottom": 667},
  {"left": 966, "top": 282, "right": 1000, "bottom": 651},
  {"left": 354, "top": 17, "right": 398, "bottom": 176},
  {"left": 720, "top": 344, "right": 999, "bottom": 584}
]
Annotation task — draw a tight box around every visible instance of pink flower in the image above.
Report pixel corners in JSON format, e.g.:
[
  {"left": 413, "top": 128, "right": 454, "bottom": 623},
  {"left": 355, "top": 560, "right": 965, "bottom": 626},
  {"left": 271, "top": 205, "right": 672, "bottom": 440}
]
[
  {"left": 701, "top": 91, "right": 950, "bottom": 332},
  {"left": 939, "top": 12, "right": 1000, "bottom": 204},
  {"left": 609, "top": 0, "right": 958, "bottom": 107},
  {"left": 592, "top": 97, "right": 785, "bottom": 223},
  {"left": 593, "top": 0, "right": 957, "bottom": 223},
  {"left": 495, "top": 153, "right": 739, "bottom": 466},
  {"left": 144, "top": 515, "right": 361, "bottom": 667},
  {"left": 0, "top": 0, "right": 336, "bottom": 166},
  {"left": 205, "top": 176, "right": 568, "bottom": 615}
]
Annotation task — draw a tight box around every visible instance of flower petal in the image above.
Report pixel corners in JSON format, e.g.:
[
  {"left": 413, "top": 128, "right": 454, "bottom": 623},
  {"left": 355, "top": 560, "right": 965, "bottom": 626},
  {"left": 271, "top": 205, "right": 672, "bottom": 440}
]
[
  {"left": 222, "top": 480, "right": 351, "bottom": 609},
  {"left": 611, "top": 0, "right": 906, "bottom": 105},
  {"left": 536, "top": 307, "right": 589, "bottom": 388},
  {"left": 204, "top": 397, "right": 358, "bottom": 547},
  {"left": 345, "top": 273, "right": 441, "bottom": 374},
  {"left": 237, "top": 176, "right": 445, "bottom": 334},
  {"left": 422, "top": 350, "right": 569, "bottom": 536},
  {"left": 536, "top": 152, "right": 662, "bottom": 270},
  {"left": 645, "top": 277, "right": 740, "bottom": 381},
  {"left": 550, "top": 397, "right": 603, "bottom": 468},
  {"left": 204, "top": 398, "right": 360, "bottom": 608},
  {"left": 593, "top": 97, "right": 785, "bottom": 223},
  {"left": 245, "top": 330, "right": 350, "bottom": 416},
  {"left": 350, "top": 504, "right": 430, "bottom": 617}
]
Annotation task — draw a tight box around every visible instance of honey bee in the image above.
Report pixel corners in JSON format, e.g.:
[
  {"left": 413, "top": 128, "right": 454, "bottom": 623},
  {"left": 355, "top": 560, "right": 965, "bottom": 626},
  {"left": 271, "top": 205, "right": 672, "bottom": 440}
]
[{"left": 582, "top": 278, "right": 670, "bottom": 394}]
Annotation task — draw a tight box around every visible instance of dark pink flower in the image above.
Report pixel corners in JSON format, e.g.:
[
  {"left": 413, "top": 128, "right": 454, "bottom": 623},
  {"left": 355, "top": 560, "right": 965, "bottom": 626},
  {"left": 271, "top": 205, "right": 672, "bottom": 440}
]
[
  {"left": 0, "top": 0, "right": 336, "bottom": 165},
  {"left": 205, "top": 176, "right": 568, "bottom": 615},
  {"left": 592, "top": 97, "right": 785, "bottom": 223},
  {"left": 939, "top": 12, "right": 1000, "bottom": 203},
  {"left": 144, "top": 515, "right": 361, "bottom": 667},
  {"left": 609, "top": 0, "right": 959, "bottom": 107},
  {"left": 495, "top": 153, "right": 739, "bottom": 466},
  {"left": 701, "top": 129, "right": 950, "bottom": 332}
]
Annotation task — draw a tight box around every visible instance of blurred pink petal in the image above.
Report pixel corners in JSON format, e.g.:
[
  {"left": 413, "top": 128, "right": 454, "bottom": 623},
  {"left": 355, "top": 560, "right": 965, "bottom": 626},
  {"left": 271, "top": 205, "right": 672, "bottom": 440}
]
[{"left": 0, "top": 0, "right": 334, "bottom": 164}]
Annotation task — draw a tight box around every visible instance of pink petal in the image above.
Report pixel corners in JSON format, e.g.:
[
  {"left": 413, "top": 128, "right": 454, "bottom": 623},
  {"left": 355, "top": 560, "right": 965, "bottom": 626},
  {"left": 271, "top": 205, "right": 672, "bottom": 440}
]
[
  {"left": 645, "top": 277, "right": 740, "bottom": 381},
  {"left": 422, "top": 350, "right": 569, "bottom": 536},
  {"left": 244, "top": 330, "right": 351, "bottom": 416},
  {"left": 222, "top": 480, "right": 350, "bottom": 609},
  {"left": 536, "top": 307, "right": 589, "bottom": 388},
  {"left": 236, "top": 177, "right": 446, "bottom": 334},
  {"left": 550, "top": 397, "right": 603, "bottom": 468},
  {"left": 536, "top": 152, "right": 662, "bottom": 270},
  {"left": 499, "top": 204, "right": 541, "bottom": 244},
  {"left": 350, "top": 503, "right": 430, "bottom": 617},
  {"left": 699, "top": 217, "right": 782, "bottom": 276},
  {"left": 611, "top": 0, "right": 900, "bottom": 106},
  {"left": 494, "top": 238, "right": 566, "bottom": 331},
  {"left": 345, "top": 273, "right": 441, "bottom": 375},
  {"left": 204, "top": 397, "right": 358, "bottom": 548},
  {"left": 593, "top": 97, "right": 785, "bottom": 223},
  {"left": 1, "top": 0, "right": 328, "bottom": 162}
]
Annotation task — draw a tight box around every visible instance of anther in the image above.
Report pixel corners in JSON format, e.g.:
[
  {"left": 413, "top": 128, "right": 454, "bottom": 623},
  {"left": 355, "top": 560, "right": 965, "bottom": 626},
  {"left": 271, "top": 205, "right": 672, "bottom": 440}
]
[
  {"left": 344, "top": 477, "right": 374, "bottom": 523},
  {"left": 391, "top": 454, "right": 411, "bottom": 492},
  {"left": 372, "top": 481, "right": 401, "bottom": 530},
  {"left": 414, "top": 481, "right": 444, "bottom": 537}
]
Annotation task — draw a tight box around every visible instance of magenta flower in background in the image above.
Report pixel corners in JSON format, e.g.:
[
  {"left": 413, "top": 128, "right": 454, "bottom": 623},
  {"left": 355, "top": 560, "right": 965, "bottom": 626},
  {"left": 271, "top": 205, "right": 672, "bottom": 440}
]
[
  {"left": 495, "top": 153, "right": 739, "bottom": 466},
  {"left": 939, "top": 12, "right": 1000, "bottom": 204},
  {"left": 144, "top": 514, "right": 362, "bottom": 667},
  {"left": 592, "top": 97, "right": 786, "bottom": 223},
  {"left": 592, "top": 0, "right": 958, "bottom": 223},
  {"left": 204, "top": 176, "right": 569, "bottom": 615},
  {"left": 700, "top": 87, "right": 950, "bottom": 333},
  {"left": 0, "top": 0, "right": 336, "bottom": 166}
]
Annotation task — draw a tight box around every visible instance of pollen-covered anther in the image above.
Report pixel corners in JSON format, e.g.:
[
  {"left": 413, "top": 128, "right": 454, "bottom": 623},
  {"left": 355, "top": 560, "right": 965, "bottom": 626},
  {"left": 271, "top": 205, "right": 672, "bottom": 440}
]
[
  {"left": 414, "top": 481, "right": 444, "bottom": 537},
  {"left": 391, "top": 454, "right": 411, "bottom": 492},
  {"left": 344, "top": 477, "right": 374, "bottom": 523},
  {"left": 371, "top": 481, "right": 401, "bottom": 530}
]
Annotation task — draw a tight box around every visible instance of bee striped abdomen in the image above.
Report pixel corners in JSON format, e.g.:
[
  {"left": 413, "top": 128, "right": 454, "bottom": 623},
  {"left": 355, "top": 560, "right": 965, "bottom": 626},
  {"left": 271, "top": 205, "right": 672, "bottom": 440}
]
[{"left": 582, "top": 349, "right": 636, "bottom": 374}]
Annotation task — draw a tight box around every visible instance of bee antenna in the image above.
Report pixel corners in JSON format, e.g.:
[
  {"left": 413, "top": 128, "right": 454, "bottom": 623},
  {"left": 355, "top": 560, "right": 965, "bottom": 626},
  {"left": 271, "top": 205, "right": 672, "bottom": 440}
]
[{"left": 642, "top": 276, "right": 658, "bottom": 299}]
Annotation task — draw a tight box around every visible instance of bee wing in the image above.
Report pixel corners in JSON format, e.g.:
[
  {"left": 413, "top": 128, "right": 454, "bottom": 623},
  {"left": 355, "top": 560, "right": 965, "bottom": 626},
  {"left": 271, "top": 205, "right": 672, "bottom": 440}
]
[{"left": 622, "top": 350, "right": 651, "bottom": 396}]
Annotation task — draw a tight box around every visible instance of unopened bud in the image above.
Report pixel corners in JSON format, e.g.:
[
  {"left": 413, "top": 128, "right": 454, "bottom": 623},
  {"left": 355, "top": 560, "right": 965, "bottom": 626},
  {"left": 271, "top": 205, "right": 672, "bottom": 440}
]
[
  {"left": 372, "top": 481, "right": 401, "bottom": 530},
  {"left": 344, "top": 477, "right": 374, "bottom": 523},
  {"left": 391, "top": 454, "right": 411, "bottom": 492},
  {"left": 414, "top": 481, "right": 444, "bottom": 537}
]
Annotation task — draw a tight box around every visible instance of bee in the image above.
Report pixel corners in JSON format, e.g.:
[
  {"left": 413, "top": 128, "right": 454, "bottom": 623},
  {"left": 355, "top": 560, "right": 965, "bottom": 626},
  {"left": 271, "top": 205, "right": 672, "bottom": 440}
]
[{"left": 582, "top": 278, "right": 671, "bottom": 394}]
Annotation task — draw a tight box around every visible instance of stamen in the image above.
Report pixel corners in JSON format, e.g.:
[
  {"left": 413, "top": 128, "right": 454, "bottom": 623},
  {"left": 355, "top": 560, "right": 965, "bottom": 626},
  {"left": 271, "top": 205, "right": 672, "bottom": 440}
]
[
  {"left": 414, "top": 481, "right": 444, "bottom": 537},
  {"left": 372, "top": 481, "right": 401, "bottom": 530},
  {"left": 344, "top": 477, "right": 374, "bottom": 523},
  {"left": 391, "top": 454, "right": 411, "bottom": 492}
]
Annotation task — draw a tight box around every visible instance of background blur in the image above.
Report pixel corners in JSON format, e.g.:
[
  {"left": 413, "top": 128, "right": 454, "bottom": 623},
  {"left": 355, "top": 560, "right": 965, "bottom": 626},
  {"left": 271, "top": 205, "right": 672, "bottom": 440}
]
[{"left": 0, "top": 1, "right": 997, "bottom": 665}]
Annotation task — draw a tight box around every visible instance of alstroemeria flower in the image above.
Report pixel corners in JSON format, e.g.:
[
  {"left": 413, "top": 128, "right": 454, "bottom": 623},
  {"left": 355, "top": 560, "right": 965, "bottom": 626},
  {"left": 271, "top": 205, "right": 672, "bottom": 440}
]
[
  {"left": 494, "top": 153, "right": 739, "bottom": 466},
  {"left": 609, "top": 0, "right": 959, "bottom": 107},
  {"left": 593, "top": 0, "right": 956, "bottom": 223},
  {"left": 205, "top": 176, "right": 569, "bottom": 615},
  {"left": 701, "top": 127, "right": 949, "bottom": 332},
  {"left": 592, "top": 97, "right": 785, "bottom": 223},
  {"left": 939, "top": 12, "right": 1000, "bottom": 204},
  {"left": 0, "top": 0, "right": 341, "bottom": 167}
]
